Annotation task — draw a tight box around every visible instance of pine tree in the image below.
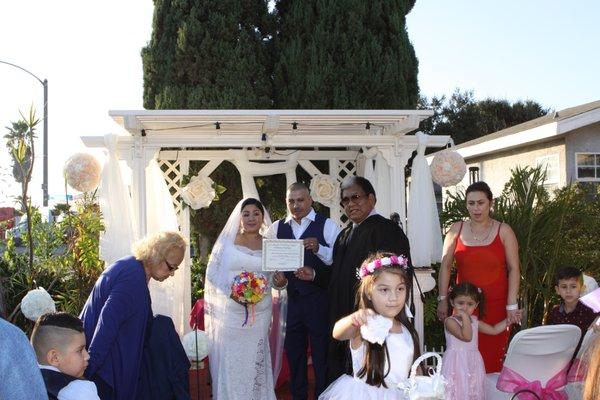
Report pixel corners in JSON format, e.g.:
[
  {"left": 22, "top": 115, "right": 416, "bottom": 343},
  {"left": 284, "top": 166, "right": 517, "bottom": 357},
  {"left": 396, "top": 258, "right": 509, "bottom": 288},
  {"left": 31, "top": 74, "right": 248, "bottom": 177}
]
[
  {"left": 142, "top": 0, "right": 273, "bottom": 109},
  {"left": 273, "top": 0, "right": 419, "bottom": 109}
]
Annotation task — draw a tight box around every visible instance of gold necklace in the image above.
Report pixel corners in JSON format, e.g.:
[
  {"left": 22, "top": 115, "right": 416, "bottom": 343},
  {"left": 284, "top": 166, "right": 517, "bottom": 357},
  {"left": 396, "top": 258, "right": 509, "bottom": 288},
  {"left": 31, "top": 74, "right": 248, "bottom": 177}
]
[{"left": 469, "top": 220, "right": 494, "bottom": 242}]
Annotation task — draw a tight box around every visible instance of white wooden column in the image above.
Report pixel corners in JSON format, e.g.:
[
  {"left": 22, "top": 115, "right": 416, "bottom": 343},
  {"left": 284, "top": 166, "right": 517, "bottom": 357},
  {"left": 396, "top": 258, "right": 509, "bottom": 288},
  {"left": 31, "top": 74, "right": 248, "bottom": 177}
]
[
  {"left": 129, "top": 136, "right": 151, "bottom": 237},
  {"left": 388, "top": 146, "right": 413, "bottom": 225},
  {"left": 178, "top": 159, "right": 192, "bottom": 334}
]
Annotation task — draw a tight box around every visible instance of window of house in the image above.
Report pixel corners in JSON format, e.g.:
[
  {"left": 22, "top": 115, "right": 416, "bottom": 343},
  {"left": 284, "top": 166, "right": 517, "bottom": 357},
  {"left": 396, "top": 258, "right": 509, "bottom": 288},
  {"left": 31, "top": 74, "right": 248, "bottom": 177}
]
[
  {"left": 576, "top": 153, "right": 600, "bottom": 181},
  {"left": 536, "top": 154, "right": 560, "bottom": 185}
]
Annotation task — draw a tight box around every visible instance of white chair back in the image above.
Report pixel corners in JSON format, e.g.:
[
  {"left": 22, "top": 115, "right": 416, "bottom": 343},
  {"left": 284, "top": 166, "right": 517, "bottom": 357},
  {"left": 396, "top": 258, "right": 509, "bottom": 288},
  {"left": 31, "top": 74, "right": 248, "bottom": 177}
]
[{"left": 502, "top": 324, "right": 580, "bottom": 385}]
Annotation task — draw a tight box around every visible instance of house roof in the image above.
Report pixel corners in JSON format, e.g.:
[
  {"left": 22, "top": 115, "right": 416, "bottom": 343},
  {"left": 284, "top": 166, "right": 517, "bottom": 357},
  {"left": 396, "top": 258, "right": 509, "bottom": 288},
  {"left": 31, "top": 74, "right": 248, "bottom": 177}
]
[
  {"left": 429, "top": 100, "right": 600, "bottom": 160},
  {"left": 455, "top": 100, "right": 600, "bottom": 150}
]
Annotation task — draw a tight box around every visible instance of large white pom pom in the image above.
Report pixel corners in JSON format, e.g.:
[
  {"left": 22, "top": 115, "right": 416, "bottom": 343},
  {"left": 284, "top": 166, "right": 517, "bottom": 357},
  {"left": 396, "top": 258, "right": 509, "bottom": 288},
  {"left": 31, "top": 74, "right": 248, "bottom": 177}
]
[
  {"left": 63, "top": 153, "right": 102, "bottom": 193},
  {"left": 430, "top": 149, "right": 467, "bottom": 187},
  {"left": 21, "top": 287, "right": 56, "bottom": 322},
  {"left": 181, "top": 330, "right": 209, "bottom": 361}
]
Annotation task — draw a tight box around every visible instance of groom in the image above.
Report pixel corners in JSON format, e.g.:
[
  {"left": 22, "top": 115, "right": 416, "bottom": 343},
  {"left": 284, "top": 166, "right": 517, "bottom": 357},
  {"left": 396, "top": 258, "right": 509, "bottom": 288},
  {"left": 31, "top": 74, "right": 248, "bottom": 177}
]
[{"left": 266, "top": 182, "right": 340, "bottom": 399}]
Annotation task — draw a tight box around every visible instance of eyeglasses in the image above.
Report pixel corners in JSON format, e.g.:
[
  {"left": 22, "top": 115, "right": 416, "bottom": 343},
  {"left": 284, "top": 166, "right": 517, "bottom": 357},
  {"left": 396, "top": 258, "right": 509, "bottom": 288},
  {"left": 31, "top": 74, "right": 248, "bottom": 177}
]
[
  {"left": 165, "top": 260, "right": 178, "bottom": 272},
  {"left": 340, "top": 193, "right": 367, "bottom": 207}
]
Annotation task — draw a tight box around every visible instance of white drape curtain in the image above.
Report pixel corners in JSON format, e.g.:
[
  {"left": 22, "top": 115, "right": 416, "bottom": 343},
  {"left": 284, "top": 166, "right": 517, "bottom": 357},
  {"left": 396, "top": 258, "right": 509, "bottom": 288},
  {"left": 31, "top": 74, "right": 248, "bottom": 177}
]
[
  {"left": 145, "top": 157, "right": 188, "bottom": 334},
  {"left": 230, "top": 150, "right": 299, "bottom": 199},
  {"left": 407, "top": 132, "right": 443, "bottom": 267},
  {"left": 98, "top": 134, "right": 138, "bottom": 266},
  {"left": 361, "top": 148, "right": 391, "bottom": 218},
  {"left": 99, "top": 140, "right": 187, "bottom": 333}
]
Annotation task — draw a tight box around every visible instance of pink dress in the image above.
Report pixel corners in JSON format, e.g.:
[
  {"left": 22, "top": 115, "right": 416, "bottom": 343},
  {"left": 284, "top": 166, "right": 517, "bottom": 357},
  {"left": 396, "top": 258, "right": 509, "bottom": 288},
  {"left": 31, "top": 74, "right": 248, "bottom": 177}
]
[{"left": 441, "top": 316, "right": 486, "bottom": 400}]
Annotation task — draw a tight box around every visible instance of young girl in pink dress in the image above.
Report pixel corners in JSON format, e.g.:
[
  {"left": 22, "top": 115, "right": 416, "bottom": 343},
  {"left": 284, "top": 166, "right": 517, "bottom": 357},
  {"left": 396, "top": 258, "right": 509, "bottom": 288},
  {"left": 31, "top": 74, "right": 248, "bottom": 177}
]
[{"left": 442, "top": 282, "right": 515, "bottom": 400}]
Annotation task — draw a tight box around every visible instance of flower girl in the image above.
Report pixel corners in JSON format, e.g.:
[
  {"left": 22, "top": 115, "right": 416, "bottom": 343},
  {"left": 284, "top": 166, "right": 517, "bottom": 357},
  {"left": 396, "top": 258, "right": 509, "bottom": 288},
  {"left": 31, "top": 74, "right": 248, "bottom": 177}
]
[
  {"left": 319, "top": 252, "right": 420, "bottom": 400},
  {"left": 442, "top": 282, "right": 518, "bottom": 400}
]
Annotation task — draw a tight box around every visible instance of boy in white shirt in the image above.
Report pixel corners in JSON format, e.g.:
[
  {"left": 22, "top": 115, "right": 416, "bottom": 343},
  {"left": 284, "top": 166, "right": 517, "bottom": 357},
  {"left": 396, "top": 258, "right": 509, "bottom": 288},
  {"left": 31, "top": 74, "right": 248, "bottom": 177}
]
[{"left": 30, "top": 312, "right": 100, "bottom": 400}]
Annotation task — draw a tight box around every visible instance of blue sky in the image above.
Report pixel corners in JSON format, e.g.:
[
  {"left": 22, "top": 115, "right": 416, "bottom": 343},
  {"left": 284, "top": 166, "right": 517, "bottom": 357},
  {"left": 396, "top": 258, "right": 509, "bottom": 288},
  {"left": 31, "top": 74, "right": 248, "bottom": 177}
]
[
  {"left": 407, "top": 0, "right": 600, "bottom": 110},
  {"left": 1, "top": 0, "right": 599, "bottom": 206}
]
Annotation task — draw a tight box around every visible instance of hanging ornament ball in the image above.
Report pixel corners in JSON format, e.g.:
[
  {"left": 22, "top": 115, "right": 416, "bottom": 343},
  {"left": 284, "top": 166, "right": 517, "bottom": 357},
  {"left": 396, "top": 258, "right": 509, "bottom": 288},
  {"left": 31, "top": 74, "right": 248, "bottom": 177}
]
[
  {"left": 21, "top": 287, "right": 56, "bottom": 322},
  {"left": 63, "top": 153, "right": 102, "bottom": 193},
  {"left": 430, "top": 149, "right": 467, "bottom": 187}
]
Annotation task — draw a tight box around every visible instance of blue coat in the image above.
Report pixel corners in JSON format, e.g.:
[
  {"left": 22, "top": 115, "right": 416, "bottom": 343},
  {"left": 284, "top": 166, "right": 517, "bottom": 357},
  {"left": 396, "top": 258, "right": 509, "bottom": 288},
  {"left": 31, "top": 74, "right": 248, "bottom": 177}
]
[
  {"left": 80, "top": 256, "right": 152, "bottom": 400},
  {"left": 0, "top": 317, "right": 47, "bottom": 400}
]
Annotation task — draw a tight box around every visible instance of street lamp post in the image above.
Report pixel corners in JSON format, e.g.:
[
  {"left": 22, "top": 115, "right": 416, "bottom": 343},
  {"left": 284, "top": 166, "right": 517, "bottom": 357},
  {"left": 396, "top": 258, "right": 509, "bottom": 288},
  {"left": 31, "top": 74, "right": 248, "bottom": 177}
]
[{"left": 0, "top": 60, "right": 49, "bottom": 206}]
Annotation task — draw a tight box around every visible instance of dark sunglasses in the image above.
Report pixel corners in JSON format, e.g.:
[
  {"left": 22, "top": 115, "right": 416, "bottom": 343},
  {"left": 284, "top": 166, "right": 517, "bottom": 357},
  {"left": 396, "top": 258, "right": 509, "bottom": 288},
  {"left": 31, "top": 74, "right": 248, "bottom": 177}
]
[
  {"left": 340, "top": 193, "right": 367, "bottom": 207},
  {"left": 165, "top": 260, "right": 178, "bottom": 272}
]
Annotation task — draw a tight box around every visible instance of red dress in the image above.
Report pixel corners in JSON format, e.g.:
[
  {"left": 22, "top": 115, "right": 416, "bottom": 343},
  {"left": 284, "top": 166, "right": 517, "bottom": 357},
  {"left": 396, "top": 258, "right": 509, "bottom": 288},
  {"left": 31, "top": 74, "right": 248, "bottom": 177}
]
[{"left": 454, "top": 222, "right": 509, "bottom": 373}]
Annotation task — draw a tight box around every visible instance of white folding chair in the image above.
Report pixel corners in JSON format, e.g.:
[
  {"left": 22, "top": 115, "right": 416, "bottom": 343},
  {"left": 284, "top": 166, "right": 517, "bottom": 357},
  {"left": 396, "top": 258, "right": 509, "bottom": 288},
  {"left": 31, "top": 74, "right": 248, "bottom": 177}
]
[
  {"left": 582, "top": 274, "right": 598, "bottom": 296},
  {"left": 485, "top": 324, "right": 580, "bottom": 400},
  {"left": 565, "top": 329, "right": 599, "bottom": 400}
]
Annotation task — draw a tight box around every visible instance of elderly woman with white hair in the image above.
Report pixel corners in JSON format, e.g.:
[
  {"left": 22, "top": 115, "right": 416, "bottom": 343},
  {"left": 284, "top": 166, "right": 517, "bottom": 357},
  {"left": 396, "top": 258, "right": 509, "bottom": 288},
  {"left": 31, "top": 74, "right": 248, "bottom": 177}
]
[{"left": 80, "top": 231, "right": 187, "bottom": 400}]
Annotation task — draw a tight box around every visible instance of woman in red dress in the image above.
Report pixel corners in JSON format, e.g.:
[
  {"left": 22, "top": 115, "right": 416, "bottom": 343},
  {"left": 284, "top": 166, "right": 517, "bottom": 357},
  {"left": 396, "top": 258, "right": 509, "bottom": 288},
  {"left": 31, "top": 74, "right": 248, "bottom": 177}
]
[{"left": 437, "top": 181, "right": 521, "bottom": 372}]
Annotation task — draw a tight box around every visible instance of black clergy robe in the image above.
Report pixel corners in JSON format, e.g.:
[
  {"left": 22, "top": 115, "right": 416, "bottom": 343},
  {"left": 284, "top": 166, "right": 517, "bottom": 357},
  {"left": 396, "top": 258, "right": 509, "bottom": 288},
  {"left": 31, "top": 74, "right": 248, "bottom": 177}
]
[{"left": 313, "top": 213, "right": 412, "bottom": 383}]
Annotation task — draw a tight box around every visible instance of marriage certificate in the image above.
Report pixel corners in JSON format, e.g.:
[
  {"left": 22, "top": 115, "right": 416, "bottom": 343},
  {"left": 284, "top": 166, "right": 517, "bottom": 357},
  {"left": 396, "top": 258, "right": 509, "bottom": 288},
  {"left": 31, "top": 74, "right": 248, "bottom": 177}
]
[{"left": 262, "top": 239, "right": 304, "bottom": 271}]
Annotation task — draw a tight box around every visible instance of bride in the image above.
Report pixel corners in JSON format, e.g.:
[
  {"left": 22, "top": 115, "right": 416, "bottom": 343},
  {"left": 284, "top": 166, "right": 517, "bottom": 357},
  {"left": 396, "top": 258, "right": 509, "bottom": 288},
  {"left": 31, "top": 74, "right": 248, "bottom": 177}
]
[{"left": 204, "top": 198, "right": 288, "bottom": 399}]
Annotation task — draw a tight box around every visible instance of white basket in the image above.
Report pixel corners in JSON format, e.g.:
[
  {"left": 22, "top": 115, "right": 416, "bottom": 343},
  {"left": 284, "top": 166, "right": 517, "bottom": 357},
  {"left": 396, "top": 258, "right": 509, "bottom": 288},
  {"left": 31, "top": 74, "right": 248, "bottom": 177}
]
[{"left": 398, "top": 352, "right": 446, "bottom": 400}]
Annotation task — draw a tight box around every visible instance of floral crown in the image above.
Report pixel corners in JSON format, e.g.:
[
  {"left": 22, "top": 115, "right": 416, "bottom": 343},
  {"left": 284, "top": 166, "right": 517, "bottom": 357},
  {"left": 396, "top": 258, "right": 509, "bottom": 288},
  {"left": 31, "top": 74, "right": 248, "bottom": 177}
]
[{"left": 357, "top": 254, "right": 409, "bottom": 279}]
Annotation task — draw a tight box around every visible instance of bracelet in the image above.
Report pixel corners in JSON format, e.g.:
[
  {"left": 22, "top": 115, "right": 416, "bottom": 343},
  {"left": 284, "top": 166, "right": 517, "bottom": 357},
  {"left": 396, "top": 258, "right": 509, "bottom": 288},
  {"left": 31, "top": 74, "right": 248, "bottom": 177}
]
[
  {"left": 437, "top": 295, "right": 447, "bottom": 302},
  {"left": 506, "top": 303, "right": 518, "bottom": 311}
]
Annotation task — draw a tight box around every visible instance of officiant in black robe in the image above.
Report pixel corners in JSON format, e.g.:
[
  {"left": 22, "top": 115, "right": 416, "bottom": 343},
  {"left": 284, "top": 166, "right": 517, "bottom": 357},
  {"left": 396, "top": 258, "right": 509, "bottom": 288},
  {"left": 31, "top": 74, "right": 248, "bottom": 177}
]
[{"left": 296, "top": 176, "right": 412, "bottom": 383}]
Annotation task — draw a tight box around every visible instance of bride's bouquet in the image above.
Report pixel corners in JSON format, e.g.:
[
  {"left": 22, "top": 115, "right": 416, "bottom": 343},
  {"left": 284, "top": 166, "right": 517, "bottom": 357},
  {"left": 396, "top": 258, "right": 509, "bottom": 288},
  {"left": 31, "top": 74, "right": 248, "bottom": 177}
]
[{"left": 231, "top": 271, "right": 268, "bottom": 326}]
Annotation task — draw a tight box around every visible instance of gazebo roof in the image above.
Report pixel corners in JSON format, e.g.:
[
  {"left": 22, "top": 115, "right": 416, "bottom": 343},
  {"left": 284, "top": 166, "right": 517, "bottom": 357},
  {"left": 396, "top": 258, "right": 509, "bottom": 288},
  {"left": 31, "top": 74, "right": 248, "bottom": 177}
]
[
  {"left": 109, "top": 109, "right": 433, "bottom": 135},
  {"left": 80, "top": 109, "right": 448, "bottom": 149}
]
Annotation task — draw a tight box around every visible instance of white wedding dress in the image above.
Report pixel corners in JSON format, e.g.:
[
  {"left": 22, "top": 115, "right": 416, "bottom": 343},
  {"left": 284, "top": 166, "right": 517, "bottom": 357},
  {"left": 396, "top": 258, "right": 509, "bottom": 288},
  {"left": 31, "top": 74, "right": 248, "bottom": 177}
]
[{"left": 204, "top": 243, "right": 277, "bottom": 400}]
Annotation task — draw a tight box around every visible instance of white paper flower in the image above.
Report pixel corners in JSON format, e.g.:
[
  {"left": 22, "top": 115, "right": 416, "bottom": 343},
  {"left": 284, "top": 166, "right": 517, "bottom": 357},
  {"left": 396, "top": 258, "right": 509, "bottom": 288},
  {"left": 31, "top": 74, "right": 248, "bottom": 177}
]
[
  {"left": 310, "top": 174, "right": 340, "bottom": 207},
  {"left": 430, "top": 149, "right": 467, "bottom": 187},
  {"left": 21, "top": 287, "right": 56, "bottom": 322},
  {"left": 182, "top": 330, "right": 209, "bottom": 361},
  {"left": 181, "top": 174, "right": 216, "bottom": 210},
  {"left": 64, "top": 153, "right": 102, "bottom": 192},
  {"left": 360, "top": 314, "right": 393, "bottom": 345}
]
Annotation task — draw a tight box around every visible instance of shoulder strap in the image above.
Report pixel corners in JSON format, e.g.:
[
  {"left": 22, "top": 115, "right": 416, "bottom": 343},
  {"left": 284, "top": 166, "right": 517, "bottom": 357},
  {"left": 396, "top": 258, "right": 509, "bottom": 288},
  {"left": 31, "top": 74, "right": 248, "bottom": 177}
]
[
  {"left": 458, "top": 221, "right": 464, "bottom": 235},
  {"left": 497, "top": 221, "right": 502, "bottom": 235}
]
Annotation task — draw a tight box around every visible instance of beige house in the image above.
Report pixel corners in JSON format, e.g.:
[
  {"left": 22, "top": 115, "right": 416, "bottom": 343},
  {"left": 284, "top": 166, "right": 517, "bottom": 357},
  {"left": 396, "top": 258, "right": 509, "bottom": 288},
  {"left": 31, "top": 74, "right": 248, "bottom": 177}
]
[{"left": 436, "top": 100, "right": 600, "bottom": 200}]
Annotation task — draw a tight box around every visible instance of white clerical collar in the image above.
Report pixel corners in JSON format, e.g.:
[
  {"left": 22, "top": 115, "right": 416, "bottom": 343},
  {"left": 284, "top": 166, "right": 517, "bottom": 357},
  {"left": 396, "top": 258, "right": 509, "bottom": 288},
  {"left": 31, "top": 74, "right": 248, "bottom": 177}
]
[
  {"left": 352, "top": 209, "right": 378, "bottom": 229},
  {"left": 285, "top": 208, "right": 316, "bottom": 224}
]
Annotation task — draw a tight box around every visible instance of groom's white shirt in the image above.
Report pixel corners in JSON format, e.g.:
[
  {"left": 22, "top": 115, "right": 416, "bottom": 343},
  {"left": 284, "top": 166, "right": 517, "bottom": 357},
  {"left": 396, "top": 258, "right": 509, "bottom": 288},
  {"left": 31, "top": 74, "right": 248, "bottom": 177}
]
[{"left": 265, "top": 208, "right": 340, "bottom": 265}]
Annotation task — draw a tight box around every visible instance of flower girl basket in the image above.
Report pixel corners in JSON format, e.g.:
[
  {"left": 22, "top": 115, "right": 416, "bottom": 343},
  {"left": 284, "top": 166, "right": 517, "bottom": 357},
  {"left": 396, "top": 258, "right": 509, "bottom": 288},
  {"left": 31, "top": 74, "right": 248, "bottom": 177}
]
[{"left": 398, "top": 352, "right": 446, "bottom": 400}]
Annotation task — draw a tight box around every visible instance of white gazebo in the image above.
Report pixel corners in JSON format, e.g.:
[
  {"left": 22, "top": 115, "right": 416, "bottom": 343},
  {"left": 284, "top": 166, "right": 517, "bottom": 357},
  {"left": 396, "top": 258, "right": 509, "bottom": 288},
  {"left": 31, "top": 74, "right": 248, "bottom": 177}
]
[{"left": 82, "top": 109, "right": 450, "bottom": 346}]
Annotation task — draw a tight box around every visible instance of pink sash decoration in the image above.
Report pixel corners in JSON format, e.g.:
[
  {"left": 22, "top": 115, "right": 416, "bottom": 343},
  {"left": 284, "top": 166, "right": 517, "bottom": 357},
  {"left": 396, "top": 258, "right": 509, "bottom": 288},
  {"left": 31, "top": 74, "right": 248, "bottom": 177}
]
[
  {"left": 567, "top": 358, "right": 588, "bottom": 382},
  {"left": 496, "top": 365, "right": 569, "bottom": 400}
]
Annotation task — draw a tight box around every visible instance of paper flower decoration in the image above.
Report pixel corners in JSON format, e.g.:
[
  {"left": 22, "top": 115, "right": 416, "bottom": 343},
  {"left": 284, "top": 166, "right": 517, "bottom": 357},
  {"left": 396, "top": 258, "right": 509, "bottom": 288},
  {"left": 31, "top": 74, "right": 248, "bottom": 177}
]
[
  {"left": 231, "top": 271, "right": 268, "bottom": 326},
  {"left": 310, "top": 174, "right": 340, "bottom": 207},
  {"left": 181, "top": 174, "right": 216, "bottom": 210},
  {"left": 64, "top": 153, "right": 102, "bottom": 192},
  {"left": 360, "top": 314, "right": 393, "bottom": 345},
  {"left": 430, "top": 149, "right": 467, "bottom": 187},
  {"left": 182, "top": 330, "right": 209, "bottom": 361},
  {"left": 21, "top": 287, "right": 56, "bottom": 322}
]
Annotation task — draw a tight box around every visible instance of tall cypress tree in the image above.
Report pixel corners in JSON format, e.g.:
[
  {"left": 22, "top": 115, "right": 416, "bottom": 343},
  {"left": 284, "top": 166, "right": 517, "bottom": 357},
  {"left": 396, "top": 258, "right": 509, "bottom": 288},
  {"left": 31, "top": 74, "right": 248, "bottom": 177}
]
[
  {"left": 273, "top": 0, "right": 419, "bottom": 109},
  {"left": 142, "top": 0, "right": 273, "bottom": 109}
]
